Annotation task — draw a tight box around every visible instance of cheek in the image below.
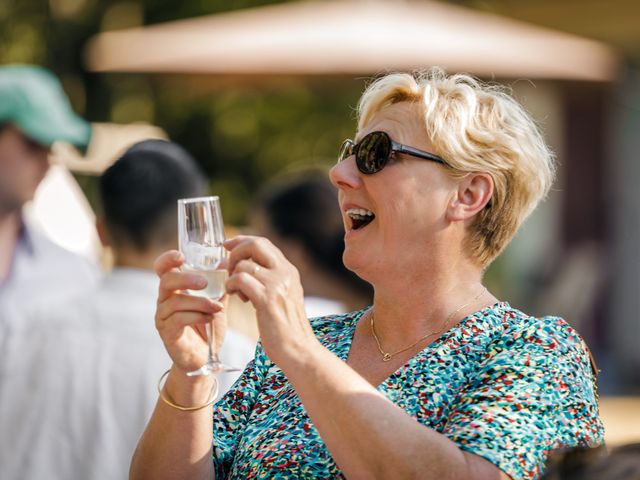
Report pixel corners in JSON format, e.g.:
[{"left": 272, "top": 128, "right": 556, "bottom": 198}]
[
  {"left": 0, "top": 145, "right": 28, "bottom": 170},
  {"left": 386, "top": 178, "right": 450, "bottom": 230},
  {"left": 17, "top": 158, "right": 44, "bottom": 179},
  {"left": 0, "top": 156, "right": 24, "bottom": 183},
  {"left": 1, "top": 155, "right": 48, "bottom": 191}
]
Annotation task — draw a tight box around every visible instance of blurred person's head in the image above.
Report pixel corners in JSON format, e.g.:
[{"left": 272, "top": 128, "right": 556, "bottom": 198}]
[
  {"left": 332, "top": 68, "right": 555, "bottom": 282},
  {"left": 98, "top": 139, "right": 207, "bottom": 269},
  {"left": 0, "top": 65, "right": 91, "bottom": 215},
  {"left": 253, "top": 171, "right": 372, "bottom": 311},
  {"left": 542, "top": 443, "right": 640, "bottom": 480}
]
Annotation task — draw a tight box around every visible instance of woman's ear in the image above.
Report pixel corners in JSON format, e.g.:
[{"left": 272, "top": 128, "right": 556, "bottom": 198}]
[{"left": 446, "top": 173, "right": 494, "bottom": 222}]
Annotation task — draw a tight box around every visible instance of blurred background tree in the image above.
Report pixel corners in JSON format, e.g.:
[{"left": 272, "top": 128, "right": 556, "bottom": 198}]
[
  {"left": 0, "top": 0, "right": 621, "bottom": 240},
  {"left": 0, "top": 0, "right": 364, "bottom": 225}
]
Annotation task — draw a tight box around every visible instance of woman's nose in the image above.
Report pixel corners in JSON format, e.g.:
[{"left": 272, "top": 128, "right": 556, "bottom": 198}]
[{"left": 329, "top": 155, "right": 362, "bottom": 190}]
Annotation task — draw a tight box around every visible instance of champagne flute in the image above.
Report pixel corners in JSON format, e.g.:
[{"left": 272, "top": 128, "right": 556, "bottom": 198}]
[{"left": 178, "top": 196, "right": 239, "bottom": 376}]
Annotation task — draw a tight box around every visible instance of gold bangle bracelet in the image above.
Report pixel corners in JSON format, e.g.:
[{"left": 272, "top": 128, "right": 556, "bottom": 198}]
[{"left": 157, "top": 369, "right": 219, "bottom": 412}]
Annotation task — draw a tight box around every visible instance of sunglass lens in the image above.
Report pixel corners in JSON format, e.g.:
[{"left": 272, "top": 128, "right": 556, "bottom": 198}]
[
  {"left": 338, "top": 140, "right": 354, "bottom": 163},
  {"left": 357, "top": 132, "right": 390, "bottom": 174}
]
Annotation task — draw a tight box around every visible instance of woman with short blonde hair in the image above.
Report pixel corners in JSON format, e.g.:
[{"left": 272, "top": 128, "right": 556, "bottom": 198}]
[
  {"left": 132, "top": 69, "right": 602, "bottom": 480},
  {"left": 358, "top": 69, "right": 555, "bottom": 266}
]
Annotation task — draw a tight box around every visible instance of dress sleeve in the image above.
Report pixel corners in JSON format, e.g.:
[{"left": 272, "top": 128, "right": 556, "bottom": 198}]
[
  {"left": 442, "top": 316, "right": 604, "bottom": 480},
  {"left": 212, "top": 341, "right": 269, "bottom": 479}
]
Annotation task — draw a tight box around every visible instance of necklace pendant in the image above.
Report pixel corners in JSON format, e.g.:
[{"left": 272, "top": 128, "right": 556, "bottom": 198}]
[{"left": 382, "top": 353, "right": 392, "bottom": 362}]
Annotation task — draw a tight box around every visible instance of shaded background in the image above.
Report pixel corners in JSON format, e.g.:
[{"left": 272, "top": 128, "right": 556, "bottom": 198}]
[{"left": 3, "top": 0, "right": 640, "bottom": 408}]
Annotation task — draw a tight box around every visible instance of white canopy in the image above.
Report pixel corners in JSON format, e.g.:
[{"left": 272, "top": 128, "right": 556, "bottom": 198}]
[
  {"left": 50, "top": 122, "right": 167, "bottom": 175},
  {"left": 85, "top": 0, "right": 618, "bottom": 81}
]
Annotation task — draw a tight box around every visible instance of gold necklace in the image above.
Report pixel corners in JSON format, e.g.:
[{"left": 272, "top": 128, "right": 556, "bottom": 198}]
[{"left": 370, "top": 287, "right": 488, "bottom": 362}]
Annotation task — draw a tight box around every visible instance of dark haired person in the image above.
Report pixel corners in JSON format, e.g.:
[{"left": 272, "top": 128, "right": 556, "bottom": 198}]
[
  {"left": 253, "top": 172, "right": 372, "bottom": 317},
  {"left": 0, "top": 65, "right": 97, "bottom": 328},
  {"left": 0, "top": 140, "right": 255, "bottom": 480}
]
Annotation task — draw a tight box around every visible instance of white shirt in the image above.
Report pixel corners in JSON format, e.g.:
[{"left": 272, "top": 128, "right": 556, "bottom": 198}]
[
  {"left": 0, "top": 218, "right": 99, "bottom": 331},
  {"left": 0, "top": 267, "right": 256, "bottom": 480},
  {"left": 304, "top": 295, "right": 348, "bottom": 319}
]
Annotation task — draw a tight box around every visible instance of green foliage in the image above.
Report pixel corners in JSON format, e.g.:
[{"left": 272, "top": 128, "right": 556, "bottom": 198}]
[
  {"left": 0, "top": 0, "right": 363, "bottom": 225},
  {"left": 149, "top": 77, "right": 362, "bottom": 224}
]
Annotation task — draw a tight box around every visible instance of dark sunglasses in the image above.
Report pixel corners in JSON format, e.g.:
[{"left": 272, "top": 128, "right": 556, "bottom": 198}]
[{"left": 338, "top": 131, "right": 446, "bottom": 175}]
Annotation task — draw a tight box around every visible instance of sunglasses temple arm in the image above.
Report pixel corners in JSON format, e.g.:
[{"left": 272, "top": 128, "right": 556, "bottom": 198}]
[
  {"left": 399, "top": 145, "right": 446, "bottom": 164},
  {"left": 394, "top": 143, "right": 446, "bottom": 164}
]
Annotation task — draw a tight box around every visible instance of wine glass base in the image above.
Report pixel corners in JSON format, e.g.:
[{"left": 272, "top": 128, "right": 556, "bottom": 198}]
[{"left": 186, "top": 361, "right": 242, "bottom": 377}]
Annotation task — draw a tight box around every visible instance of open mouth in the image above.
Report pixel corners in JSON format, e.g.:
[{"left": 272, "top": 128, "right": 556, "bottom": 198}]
[{"left": 346, "top": 208, "right": 375, "bottom": 230}]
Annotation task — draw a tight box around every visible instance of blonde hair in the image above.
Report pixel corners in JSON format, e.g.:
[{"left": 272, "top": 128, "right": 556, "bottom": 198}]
[{"left": 358, "top": 69, "right": 556, "bottom": 267}]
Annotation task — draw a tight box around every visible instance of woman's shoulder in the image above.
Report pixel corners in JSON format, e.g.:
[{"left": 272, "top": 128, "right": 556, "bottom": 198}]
[
  {"left": 474, "top": 303, "right": 594, "bottom": 374},
  {"left": 495, "top": 303, "right": 589, "bottom": 353}
]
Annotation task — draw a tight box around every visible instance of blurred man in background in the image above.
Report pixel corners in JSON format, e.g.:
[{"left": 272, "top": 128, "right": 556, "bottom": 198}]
[
  {"left": 0, "top": 65, "right": 97, "bottom": 328},
  {"left": 0, "top": 140, "right": 255, "bottom": 480}
]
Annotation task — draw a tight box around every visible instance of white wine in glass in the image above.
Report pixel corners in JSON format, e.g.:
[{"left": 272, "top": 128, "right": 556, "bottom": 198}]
[
  {"left": 182, "top": 268, "right": 229, "bottom": 300},
  {"left": 178, "top": 196, "right": 239, "bottom": 376}
]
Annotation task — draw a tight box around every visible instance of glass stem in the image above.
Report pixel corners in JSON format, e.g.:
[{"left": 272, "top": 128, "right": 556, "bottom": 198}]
[{"left": 205, "top": 321, "right": 218, "bottom": 366}]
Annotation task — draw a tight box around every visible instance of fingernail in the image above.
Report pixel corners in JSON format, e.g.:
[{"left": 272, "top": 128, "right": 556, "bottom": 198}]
[{"left": 194, "top": 276, "right": 207, "bottom": 287}]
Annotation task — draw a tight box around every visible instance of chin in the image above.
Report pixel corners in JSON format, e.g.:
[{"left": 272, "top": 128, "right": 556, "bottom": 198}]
[
  {"left": 341, "top": 247, "right": 358, "bottom": 270},
  {"left": 342, "top": 248, "right": 371, "bottom": 283}
]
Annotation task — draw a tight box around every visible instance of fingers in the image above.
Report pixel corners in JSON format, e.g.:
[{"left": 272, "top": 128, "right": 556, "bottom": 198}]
[
  {"left": 226, "top": 270, "right": 266, "bottom": 307},
  {"left": 158, "top": 311, "right": 213, "bottom": 335},
  {"left": 223, "top": 235, "right": 250, "bottom": 250},
  {"left": 225, "top": 235, "right": 303, "bottom": 308},
  {"left": 225, "top": 236, "right": 280, "bottom": 273},
  {"left": 158, "top": 270, "right": 208, "bottom": 303},
  {"left": 233, "top": 259, "right": 266, "bottom": 279},
  {"left": 156, "top": 293, "right": 223, "bottom": 325},
  {"left": 154, "top": 250, "right": 184, "bottom": 277}
]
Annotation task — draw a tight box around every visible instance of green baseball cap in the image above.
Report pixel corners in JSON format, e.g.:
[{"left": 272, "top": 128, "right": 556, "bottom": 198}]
[{"left": 0, "top": 65, "right": 91, "bottom": 147}]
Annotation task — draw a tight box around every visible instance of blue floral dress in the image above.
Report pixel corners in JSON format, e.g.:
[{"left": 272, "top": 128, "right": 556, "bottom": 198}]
[{"left": 212, "top": 302, "right": 603, "bottom": 479}]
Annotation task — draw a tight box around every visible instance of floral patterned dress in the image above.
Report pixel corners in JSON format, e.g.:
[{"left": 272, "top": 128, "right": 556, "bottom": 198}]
[{"left": 212, "top": 302, "right": 604, "bottom": 479}]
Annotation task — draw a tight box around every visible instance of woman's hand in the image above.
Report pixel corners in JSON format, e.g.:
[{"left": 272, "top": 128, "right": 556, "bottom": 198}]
[
  {"left": 154, "top": 250, "right": 227, "bottom": 375},
  {"left": 225, "top": 235, "right": 319, "bottom": 366}
]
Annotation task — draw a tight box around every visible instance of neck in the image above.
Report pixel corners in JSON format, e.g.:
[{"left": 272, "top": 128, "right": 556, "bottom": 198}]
[
  {"left": 0, "top": 210, "right": 22, "bottom": 281},
  {"left": 368, "top": 251, "right": 495, "bottom": 347}
]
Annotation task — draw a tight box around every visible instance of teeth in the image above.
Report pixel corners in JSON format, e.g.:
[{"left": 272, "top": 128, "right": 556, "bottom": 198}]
[{"left": 346, "top": 208, "right": 374, "bottom": 217}]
